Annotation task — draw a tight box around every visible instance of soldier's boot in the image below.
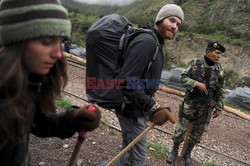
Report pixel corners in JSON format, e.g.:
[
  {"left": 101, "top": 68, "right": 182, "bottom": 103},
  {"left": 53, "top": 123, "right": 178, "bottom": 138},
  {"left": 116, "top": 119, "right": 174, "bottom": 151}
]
[
  {"left": 183, "top": 142, "right": 195, "bottom": 166},
  {"left": 166, "top": 142, "right": 180, "bottom": 164}
]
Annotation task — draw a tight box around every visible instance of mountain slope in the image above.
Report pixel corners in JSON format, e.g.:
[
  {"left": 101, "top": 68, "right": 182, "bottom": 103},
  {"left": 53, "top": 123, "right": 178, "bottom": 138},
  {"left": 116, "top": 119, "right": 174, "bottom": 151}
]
[
  {"left": 66, "top": 0, "right": 250, "bottom": 37},
  {"left": 64, "top": 0, "right": 250, "bottom": 87}
]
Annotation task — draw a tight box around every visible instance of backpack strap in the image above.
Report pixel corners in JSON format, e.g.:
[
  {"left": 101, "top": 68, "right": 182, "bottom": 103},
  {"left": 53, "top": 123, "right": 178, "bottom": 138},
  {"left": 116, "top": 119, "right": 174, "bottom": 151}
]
[
  {"left": 119, "top": 25, "right": 133, "bottom": 51},
  {"left": 144, "top": 30, "right": 160, "bottom": 74},
  {"left": 135, "top": 29, "right": 161, "bottom": 78},
  {"left": 119, "top": 34, "right": 126, "bottom": 51},
  {"left": 119, "top": 28, "right": 161, "bottom": 76}
]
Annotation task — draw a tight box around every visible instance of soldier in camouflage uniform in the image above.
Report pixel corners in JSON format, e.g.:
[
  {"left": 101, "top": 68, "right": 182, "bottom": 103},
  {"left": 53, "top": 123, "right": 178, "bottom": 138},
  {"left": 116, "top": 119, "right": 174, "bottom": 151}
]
[{"left": 167, "top": 42, "right": 225, "bottom": 166}]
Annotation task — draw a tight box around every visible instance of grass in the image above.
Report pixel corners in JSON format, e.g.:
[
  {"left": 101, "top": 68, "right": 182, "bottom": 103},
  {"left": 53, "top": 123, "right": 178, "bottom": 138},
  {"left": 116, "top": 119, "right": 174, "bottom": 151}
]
[
  {"left": 147, "top": 141, "right": 169, "bottom": 160},
  {"left": 55, "top": 98, "right": 73, "bottom": 110},
  {"left": 201, "top": 160, "right": 220, "bottom": 166},
  {"left": 110, "top": 129, "right": 122, "bottom": 136},
  {"left": 195, "top": 33, "right": 250, "bottom": 46},
  {"left": 179, "top": 31, "right": 250, "bottom": 46},
  {"left": 99, "top": 123, "right": 109, "bottom": 131}
]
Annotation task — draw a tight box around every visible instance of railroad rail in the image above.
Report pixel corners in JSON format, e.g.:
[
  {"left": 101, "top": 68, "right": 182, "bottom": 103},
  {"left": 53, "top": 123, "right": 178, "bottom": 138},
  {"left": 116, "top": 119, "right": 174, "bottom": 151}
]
[
  {"left": 63, "top": 90, "right": 249, "bottom": 166},
  {"left": 63, "top": 57, "right": 249, "bottom": 165}
]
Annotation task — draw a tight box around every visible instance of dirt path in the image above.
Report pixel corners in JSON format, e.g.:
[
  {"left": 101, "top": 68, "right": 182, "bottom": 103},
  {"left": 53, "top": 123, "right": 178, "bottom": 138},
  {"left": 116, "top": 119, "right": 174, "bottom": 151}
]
[{"left": 29, "top": 64, "right": 250, "bottom": 166}]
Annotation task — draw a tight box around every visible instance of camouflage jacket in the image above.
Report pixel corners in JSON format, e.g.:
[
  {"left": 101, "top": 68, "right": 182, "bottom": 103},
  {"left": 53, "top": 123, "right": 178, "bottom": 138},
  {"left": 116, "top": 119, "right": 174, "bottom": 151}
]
[{"left": 181, "top": 56, "right": 225, "bottom": 111}]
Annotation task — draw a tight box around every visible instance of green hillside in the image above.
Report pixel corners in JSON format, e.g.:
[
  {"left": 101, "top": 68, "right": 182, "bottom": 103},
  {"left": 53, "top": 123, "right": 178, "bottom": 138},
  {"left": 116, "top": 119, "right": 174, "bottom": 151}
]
[
  {"left": 116, "top": 0, "right": 173, "bottom": 24},
  {"left": 181, "top": 0, "right": 250, "bottom": 40},
  {"left": 64, "top": 0, "right": 250, "bottom": 41},
  {"left": 61, "top": 0, "right": 250, "bottom": 87}
]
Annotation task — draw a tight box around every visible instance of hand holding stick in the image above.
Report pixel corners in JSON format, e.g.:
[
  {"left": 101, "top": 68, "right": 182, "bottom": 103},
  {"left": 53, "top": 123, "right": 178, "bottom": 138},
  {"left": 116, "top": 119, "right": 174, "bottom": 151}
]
[
  {"left": 69, "top": 105, "right": 97, "bottom": 166},
  {"left": 106, "top": 109, "right": 176, "bottom": 166}
]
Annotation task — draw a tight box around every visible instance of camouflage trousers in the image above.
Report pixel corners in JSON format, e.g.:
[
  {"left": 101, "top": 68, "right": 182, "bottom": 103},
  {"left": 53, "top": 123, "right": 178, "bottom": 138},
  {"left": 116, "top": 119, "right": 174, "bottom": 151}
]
[{"left": 172, "top": 103, "right": 207, "bottom": 145}]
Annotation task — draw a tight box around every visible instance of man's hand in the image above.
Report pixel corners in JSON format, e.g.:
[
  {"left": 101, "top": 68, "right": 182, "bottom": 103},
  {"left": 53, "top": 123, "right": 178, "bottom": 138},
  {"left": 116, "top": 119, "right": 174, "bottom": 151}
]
[
  {"left": 196, "top": 82, "right": 208, "bottom": 95},
  {"left": 150, "top": 108, "right": 176, "bottom": 126},
  {"left": 212, "top": 109, "right": 221, "bottom": 118}
]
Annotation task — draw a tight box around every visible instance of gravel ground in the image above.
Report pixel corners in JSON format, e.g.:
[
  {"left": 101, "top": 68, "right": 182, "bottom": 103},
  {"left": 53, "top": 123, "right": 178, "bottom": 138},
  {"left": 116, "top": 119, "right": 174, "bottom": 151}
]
[{"left": 29, "top": 63, "right": 250, "bottom": 166}]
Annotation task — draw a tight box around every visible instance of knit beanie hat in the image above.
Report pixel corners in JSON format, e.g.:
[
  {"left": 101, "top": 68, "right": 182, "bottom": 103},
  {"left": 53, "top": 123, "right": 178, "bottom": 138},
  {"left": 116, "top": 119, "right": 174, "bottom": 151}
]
[
  {"left": 155, "top": 4, "right": 184, "bottom": 24},
  {"left": 0, "top": 0, "right": 71, "bottom": 46}
]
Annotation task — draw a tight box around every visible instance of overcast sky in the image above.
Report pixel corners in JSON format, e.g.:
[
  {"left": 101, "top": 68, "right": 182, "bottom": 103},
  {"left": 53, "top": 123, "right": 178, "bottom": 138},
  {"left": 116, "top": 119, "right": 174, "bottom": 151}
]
[{"left": 72, "top": 0, "right": 136, "bottom": 6}]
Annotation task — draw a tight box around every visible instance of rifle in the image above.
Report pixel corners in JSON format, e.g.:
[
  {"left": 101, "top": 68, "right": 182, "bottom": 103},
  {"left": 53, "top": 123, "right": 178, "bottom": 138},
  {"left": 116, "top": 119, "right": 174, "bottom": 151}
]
[{"left": 204, "top": 66, "right": 213, "bottom": 129}]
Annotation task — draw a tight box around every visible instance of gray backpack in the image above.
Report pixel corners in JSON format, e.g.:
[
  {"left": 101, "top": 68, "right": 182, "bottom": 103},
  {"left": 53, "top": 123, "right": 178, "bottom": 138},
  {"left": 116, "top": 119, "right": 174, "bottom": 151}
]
[{"left": 86, "top": 14, "right": 160, "bottom": 109}]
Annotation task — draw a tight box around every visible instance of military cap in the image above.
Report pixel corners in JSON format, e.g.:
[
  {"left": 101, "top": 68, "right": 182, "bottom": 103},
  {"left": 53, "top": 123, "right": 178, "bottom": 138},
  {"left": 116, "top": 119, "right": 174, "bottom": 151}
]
[{"left": 207, "top": 42, "right": 225, "bottom": 53}]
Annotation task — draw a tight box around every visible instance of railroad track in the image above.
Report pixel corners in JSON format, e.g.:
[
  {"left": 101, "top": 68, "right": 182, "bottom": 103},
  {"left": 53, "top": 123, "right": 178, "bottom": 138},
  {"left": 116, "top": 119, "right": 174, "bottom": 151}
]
[
  {"left": 64, "top": 59, "right": 250, "bottom": 166},
  {"left": 66, "top": 59, "right": 249, "bottom": 122},
  {"left": 63, "top": 90, "right": 249, "bottom": 166}
]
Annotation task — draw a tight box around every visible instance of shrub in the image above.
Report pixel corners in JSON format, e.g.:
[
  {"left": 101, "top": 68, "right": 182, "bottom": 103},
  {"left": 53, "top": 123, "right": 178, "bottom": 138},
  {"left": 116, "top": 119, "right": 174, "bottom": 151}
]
[
  {"left": 163, "top": 50, "right": 172, "bottom": 70},
  {"left": 190, "top": 24, "right": 217, "bottom": 35},
  {"left": 226, "top": 27, "right": 241, "bottom": 39},
  {"left": 55, "top": 98, "right": 72, "bottom": 110},
  {"left": 179, "top": 23, "right": 190, "bottom": 32},
  {"left": 224, "top": 70, "right": 239, "bottom": 88},
  {"left": 239, "top": 76, "right": 250, "bottom": 87},
  {"left": 242, "top": 32, "right": 250, "bottom": 41}
]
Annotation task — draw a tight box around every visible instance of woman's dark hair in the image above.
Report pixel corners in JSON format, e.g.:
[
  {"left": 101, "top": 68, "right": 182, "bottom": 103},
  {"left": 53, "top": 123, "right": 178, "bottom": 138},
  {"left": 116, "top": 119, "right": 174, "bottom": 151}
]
[{"left": 0, "top": 43, "right": 68, "bottom": 142}]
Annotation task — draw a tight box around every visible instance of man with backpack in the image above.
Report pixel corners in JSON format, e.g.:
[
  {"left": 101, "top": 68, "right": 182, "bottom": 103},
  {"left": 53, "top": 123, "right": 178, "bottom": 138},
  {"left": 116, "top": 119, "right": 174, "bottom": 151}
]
[{"left": 86, "top": 4, "right": 184, "bottom": 165}]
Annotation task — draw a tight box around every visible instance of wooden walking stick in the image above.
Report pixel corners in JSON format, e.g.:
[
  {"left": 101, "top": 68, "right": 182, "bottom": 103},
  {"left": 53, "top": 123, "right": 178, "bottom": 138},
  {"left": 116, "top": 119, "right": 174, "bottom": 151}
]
[
  {"left": 69, "top": 130, "right": 87, "bottom": 166},
  {"left": 180, "top": 122, "right": 193, "bottom": 157},
  {"left": 106, "top": 122, "right": 155, "bottom": 166},
  {"left": 69, "top": 105, "right": 97, "bottom": 166},
  {"left": 106, "top": 110, "right": 176, "bottom": 166}
]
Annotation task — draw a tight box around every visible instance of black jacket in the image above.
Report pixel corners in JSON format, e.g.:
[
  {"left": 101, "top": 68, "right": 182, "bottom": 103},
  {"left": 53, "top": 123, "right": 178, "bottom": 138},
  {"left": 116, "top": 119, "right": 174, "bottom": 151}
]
[
  {"left": 0, "top": 75, "right": 79, "bottom": 166},
  {"left": 118, "top": 27, "right": 165, "bottom": 118}
]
